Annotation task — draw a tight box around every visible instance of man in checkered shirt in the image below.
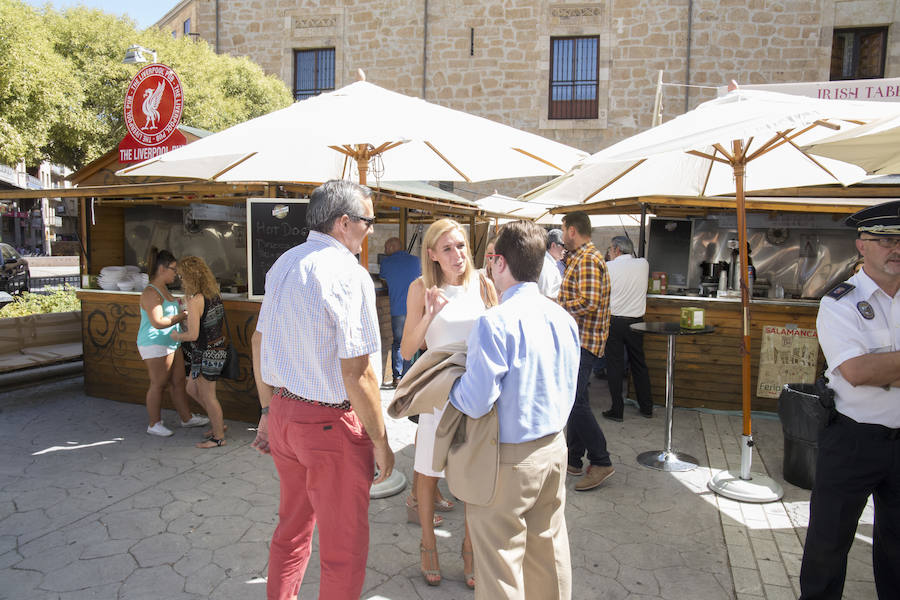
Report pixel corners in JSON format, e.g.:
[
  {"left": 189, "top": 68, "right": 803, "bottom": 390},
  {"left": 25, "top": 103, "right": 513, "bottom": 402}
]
[
  {"left": 557, "top": 211, "right": 615, "bottom": 492},
  {"left": 250, "top": 180, "right": 395, "bottom": 600}
]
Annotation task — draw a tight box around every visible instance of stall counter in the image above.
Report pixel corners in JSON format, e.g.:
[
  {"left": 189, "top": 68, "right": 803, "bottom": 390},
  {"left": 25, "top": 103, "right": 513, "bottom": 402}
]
[
  {"left": 77, "top": 288, "right": 393, "bottom": 423},
  {"left": 637, "top": 294, "right": 825, "bottom": 413}
]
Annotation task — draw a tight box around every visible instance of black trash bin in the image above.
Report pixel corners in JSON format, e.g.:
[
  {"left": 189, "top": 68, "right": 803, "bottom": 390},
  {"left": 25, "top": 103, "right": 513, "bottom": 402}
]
[{"left": 777, "top": 383, "right": 832, "bottom": 489}]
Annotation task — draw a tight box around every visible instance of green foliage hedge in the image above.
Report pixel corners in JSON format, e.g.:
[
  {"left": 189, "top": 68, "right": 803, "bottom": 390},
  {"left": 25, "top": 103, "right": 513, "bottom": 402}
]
[{"left": 0, "top": 286, "right": 81, "bottom": 318}]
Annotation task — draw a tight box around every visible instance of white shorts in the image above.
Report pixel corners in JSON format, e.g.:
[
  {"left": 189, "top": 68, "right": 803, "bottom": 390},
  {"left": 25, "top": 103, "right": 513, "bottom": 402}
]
[
  {"left": 138, "top": 344, "right": 177, "bottom": 360},
  {"left": 413, "top": 401, "right": 448, "bottom": 478}
]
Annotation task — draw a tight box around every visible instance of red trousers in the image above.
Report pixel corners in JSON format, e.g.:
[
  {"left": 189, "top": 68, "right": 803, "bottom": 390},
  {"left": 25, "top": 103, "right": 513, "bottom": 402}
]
[{"left": 267, "top": 392, "right": 374, "bottom": 600}]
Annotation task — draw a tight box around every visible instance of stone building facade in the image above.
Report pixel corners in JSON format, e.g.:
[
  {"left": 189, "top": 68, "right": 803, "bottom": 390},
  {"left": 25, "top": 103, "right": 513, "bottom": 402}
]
[{"left": 156, "top": 0, "right": 900, "bottom": 196}]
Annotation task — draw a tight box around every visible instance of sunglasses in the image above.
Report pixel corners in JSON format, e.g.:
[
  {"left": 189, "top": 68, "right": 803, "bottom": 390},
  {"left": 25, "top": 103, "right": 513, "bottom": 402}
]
[
  {"left": 860, "top": 237, "right": 900, "bottom": 249},
  {"left": 349, "top": 214, "right": 376, "bottom": 226}
]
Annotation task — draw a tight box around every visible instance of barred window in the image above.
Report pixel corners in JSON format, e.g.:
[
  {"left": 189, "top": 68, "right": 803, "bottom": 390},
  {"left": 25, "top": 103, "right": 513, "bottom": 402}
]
[
  {"left": 830, "top": 27, "right": 887, "bottom": 80},
  {"left": 294, "top": 49, "right": 336, "bottom": 101},
  {"left": 549, "top": 36, "right": 599, "bottom": 120}
]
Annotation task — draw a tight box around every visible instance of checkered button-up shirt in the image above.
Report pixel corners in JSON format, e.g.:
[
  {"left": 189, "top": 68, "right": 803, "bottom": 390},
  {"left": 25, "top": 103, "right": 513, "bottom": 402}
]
[
  {"left": 255, "top": 230, "right": 381, "bottom": 403},
  {"left": 558, "top": 241, "right": 611, "bottom": 357}
]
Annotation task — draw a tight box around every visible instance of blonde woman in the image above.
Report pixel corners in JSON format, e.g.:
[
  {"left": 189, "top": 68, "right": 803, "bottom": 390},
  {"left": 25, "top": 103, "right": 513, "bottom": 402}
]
[
  {"left": 171, "top": 256, "right": 228, "bottom": 449},
  {"left": 401, "top": 218, "right": 498, "bottom": 587},
  {"left": 137, "top": 248, "right": 209, "bottom": 436}
]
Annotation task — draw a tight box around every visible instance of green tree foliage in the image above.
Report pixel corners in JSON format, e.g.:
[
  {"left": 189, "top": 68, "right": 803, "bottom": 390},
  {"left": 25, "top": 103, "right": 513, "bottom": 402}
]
[
  {"left": 0, "top": 0, "right": 293, "bottom": 170},
  {"left": 0, "top": 1, "right": 80, "bottom": 166}
]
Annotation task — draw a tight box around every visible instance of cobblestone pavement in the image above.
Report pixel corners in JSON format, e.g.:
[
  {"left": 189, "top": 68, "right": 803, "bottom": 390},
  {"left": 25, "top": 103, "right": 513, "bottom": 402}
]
[{"left": 0, "top": 376, "right": 875, "bottom": 599}]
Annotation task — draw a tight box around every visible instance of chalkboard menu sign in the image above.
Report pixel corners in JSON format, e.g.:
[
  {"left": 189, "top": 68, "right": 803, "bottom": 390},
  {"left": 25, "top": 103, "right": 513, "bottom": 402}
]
[{"left": 246, "top": 198, "right": 310, "bottom": 298}]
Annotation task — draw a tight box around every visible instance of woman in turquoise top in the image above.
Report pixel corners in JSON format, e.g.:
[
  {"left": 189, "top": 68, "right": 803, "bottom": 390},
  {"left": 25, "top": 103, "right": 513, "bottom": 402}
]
[{"left": 138, "top": 248, "right": 209, "bottom": 437}]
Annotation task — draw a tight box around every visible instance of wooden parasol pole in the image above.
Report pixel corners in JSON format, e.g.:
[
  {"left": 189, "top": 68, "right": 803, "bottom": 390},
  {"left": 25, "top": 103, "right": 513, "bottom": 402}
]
[
  {"left": 733, "top": 139, "right": 752, "bottom": 440},
  {"left": 706, "top": 138, "right": 783, "bottom": 502},
  {"left": 356, "top": 146, "right": 370, "bottom": 267}
]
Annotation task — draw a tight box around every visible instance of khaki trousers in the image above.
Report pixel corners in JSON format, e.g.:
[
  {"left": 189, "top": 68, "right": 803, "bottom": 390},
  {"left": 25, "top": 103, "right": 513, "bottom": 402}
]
[{"left": 467, "top": 432, "right": 571, "bottom": 600}]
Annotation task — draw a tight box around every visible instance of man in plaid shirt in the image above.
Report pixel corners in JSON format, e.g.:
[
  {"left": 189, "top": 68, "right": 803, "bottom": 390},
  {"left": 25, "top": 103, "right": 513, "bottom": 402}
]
[{"left": 558, "top": 211, "right": 615, "bottom": 491}]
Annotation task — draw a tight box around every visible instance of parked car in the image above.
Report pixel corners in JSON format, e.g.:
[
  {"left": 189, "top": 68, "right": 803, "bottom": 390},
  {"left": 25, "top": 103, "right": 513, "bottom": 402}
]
[{"left": 1, "top": 243, "right": 29, "bottom": 295}]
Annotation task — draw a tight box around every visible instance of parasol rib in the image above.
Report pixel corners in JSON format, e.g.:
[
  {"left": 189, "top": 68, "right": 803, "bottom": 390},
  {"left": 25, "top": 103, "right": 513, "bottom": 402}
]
[
  {"left": 512, "top": 148, "right": 567, "bottom": 173},
  {"left": 712, "top": 143, "right": 735, "bottom": 161},
  {"left": 423, "top": 141, "right": 472, "bottom": 182},
  {"left": 329, "top": 145, "right": 355, "bottom": 158},
  {"left": 372, "top": 141, "right": 406, "bottom": 155},
  {"left": 778, "top": 133, "right": 843, "bottom": 183},
  {"left": 583, "top": 159, "right": 646, "bottom": 203},
  {"left": 699, "top": 147, "right": 719, "bottom": 197},
  {"left": 687, "top": 149, "right": 731, "bottom": 165},
  {"left": 746, "top": 123, "right": 824, "bottom": 162},
  {"left": 210, "top": 152, "right": 259, "bottom": 181}
]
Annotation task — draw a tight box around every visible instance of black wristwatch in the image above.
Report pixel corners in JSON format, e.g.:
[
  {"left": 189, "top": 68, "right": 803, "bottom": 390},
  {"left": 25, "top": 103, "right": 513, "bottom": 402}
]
[{"left": 260, "top": 406, "right": 269, "bottom": 415}]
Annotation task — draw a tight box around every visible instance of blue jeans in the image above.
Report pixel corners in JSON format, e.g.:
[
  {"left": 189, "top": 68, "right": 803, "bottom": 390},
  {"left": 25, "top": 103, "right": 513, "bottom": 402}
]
[
  {"left": 566, "top": 348, "right": 611, "bottom": 468},
  {"left": 391, "top": 315, "right": 412, "bottom": 379}
]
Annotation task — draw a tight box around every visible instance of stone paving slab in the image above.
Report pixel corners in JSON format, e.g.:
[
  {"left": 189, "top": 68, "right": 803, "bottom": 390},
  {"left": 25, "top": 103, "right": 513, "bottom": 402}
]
[{"left": 0, "top": 375, "right": 877, "bottom": 599}]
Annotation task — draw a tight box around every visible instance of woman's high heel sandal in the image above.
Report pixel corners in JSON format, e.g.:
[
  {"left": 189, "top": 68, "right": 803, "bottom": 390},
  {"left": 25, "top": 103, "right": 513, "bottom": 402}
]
[
  {"left": 420, "top": 543, "right": 442, "bottom": 586},
  {"left": 433, "top": 496, "right": 455, "bottom": 512},
  {"left": 462, "top": 543, "right": 475, "bottom": 589},
  {"left": 405, "top": 496, "right": 444, "bottom": 527}
]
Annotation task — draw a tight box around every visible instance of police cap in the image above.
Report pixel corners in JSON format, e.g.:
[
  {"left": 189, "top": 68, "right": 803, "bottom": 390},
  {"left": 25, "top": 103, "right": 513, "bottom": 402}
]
[{"left": 845, "top": 200, "right": 900, "bottom": 236}]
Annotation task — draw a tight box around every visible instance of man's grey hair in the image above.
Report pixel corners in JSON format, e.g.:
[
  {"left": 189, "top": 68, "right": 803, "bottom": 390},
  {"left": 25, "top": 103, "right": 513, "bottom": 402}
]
[
  {"left": 307, "top": 180, "right": 372, "bottom": 233},
  {"left": 546, "top": 228, "right": 564, "bottom": 250},
  {"left": 611, "top": 235, "right": 634, "bottom": 256}
]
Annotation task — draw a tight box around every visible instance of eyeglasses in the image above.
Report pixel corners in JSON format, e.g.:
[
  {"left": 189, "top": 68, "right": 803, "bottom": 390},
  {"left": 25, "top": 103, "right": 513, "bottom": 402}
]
[
  {"left": 860, "top": 237, "right": 900, "bottom": 249},
  {"left": 349, "top": 214, "right": 376, "bottom": 226},
  {"left": 485, "top": 253, "right": 502, "bottom": 263}
]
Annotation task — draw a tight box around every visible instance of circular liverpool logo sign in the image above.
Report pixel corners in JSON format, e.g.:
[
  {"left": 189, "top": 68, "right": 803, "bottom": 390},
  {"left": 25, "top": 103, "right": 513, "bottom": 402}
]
[{"left": 123, "top": 63, "right": 184, "bottom": 146}]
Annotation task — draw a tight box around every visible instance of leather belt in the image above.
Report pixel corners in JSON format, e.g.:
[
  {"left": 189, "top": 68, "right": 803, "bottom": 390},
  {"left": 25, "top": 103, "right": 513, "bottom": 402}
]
[
  {"left": 274, "top": 387, "right": 352, "bottom": 411},
  {"left": 837, "top": 412, "right": 900, "bottom": 440}
]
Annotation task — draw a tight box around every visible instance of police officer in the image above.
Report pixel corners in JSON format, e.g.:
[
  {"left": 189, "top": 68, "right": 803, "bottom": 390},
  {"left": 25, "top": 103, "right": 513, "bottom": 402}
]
[{"left": 799, "top": 200, "right": 900, "bottom": 600}]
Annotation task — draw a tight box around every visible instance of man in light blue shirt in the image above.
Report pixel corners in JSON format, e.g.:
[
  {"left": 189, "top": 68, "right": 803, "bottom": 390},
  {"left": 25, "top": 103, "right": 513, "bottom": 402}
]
[{"left": 450, "top": 220, "right": 579, "bottom": 600}]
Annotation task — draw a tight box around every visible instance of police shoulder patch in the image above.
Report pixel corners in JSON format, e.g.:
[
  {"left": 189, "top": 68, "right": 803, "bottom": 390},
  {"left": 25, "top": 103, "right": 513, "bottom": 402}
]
[{"left": 826, "top": 283, "right": 855, "bottom": 300}]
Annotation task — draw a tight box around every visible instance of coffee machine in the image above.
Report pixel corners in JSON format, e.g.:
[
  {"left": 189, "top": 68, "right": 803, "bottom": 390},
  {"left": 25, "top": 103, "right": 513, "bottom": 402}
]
[{"left": 699, "top": 261, "right": 728, "bottom": 296}]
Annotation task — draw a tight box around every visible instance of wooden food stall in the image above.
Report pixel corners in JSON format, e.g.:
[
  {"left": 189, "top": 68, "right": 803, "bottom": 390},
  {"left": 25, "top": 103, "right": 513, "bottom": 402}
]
[
  {"left": 18, "top": 140, "right": 491, "bottom": 423},
  {"left": 552, "top": 188, "right": 896, "bottom": 412}
]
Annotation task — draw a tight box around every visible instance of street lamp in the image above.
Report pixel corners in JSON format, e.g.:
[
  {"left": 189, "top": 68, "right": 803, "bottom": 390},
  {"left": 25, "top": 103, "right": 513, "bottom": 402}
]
[{"left": 122, "top": 45, "right": 157, "bottom": 64}]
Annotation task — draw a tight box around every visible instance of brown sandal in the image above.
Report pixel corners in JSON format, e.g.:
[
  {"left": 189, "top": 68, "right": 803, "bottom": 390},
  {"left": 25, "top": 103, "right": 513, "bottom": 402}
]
[
  {"left": 405, "top": 496, "right": 444, "bottom": 527},
  {"left": 420, "top": 543, "right": 441, "bottom": 586},
  {"left": 196, "top": 437, "right": 226, "bottom": 449},
  {"left": 434, "top": 496, "right": 455, "bottom": 512}
]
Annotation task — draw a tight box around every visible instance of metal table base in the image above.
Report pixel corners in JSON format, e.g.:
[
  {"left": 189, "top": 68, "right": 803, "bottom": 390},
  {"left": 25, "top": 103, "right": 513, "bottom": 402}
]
[
  {"left": 631, "top": 322, "right": 715, "bottom": 472},
  {"left": 637, "top": 449, "right": 699, "bottom": 472}
]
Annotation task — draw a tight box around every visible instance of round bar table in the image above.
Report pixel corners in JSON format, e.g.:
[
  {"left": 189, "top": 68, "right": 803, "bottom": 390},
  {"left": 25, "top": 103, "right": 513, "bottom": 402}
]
[{"left": 630, "top": 321, "right": 716, "bottom": 472}]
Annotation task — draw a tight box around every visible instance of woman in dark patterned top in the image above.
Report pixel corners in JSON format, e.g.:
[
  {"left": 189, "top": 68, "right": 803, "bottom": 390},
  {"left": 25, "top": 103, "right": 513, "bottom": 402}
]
[{"left": 171, "top": 256, "right": 227, "bottom": 448}]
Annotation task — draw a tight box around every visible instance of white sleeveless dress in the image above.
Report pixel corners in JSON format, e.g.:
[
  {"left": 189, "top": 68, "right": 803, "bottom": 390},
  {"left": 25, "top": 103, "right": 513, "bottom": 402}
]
[{"left": 413, "top": 276, "right": 487, "bottom": 477}]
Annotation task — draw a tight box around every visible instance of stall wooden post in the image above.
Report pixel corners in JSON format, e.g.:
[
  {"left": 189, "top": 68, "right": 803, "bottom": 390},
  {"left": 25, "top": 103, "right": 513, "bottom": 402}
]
[{"left": 399, "top": 208, "right": 408, "bottom": 247}]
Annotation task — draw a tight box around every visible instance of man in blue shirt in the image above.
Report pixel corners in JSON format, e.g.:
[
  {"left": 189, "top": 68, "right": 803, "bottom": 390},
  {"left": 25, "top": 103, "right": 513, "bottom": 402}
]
[
  {"left": 379, "top": 237, "right": 421, "bottom": 386},
  {"left": 450, "top": 220, "right": 580, "bottom": 600}
]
